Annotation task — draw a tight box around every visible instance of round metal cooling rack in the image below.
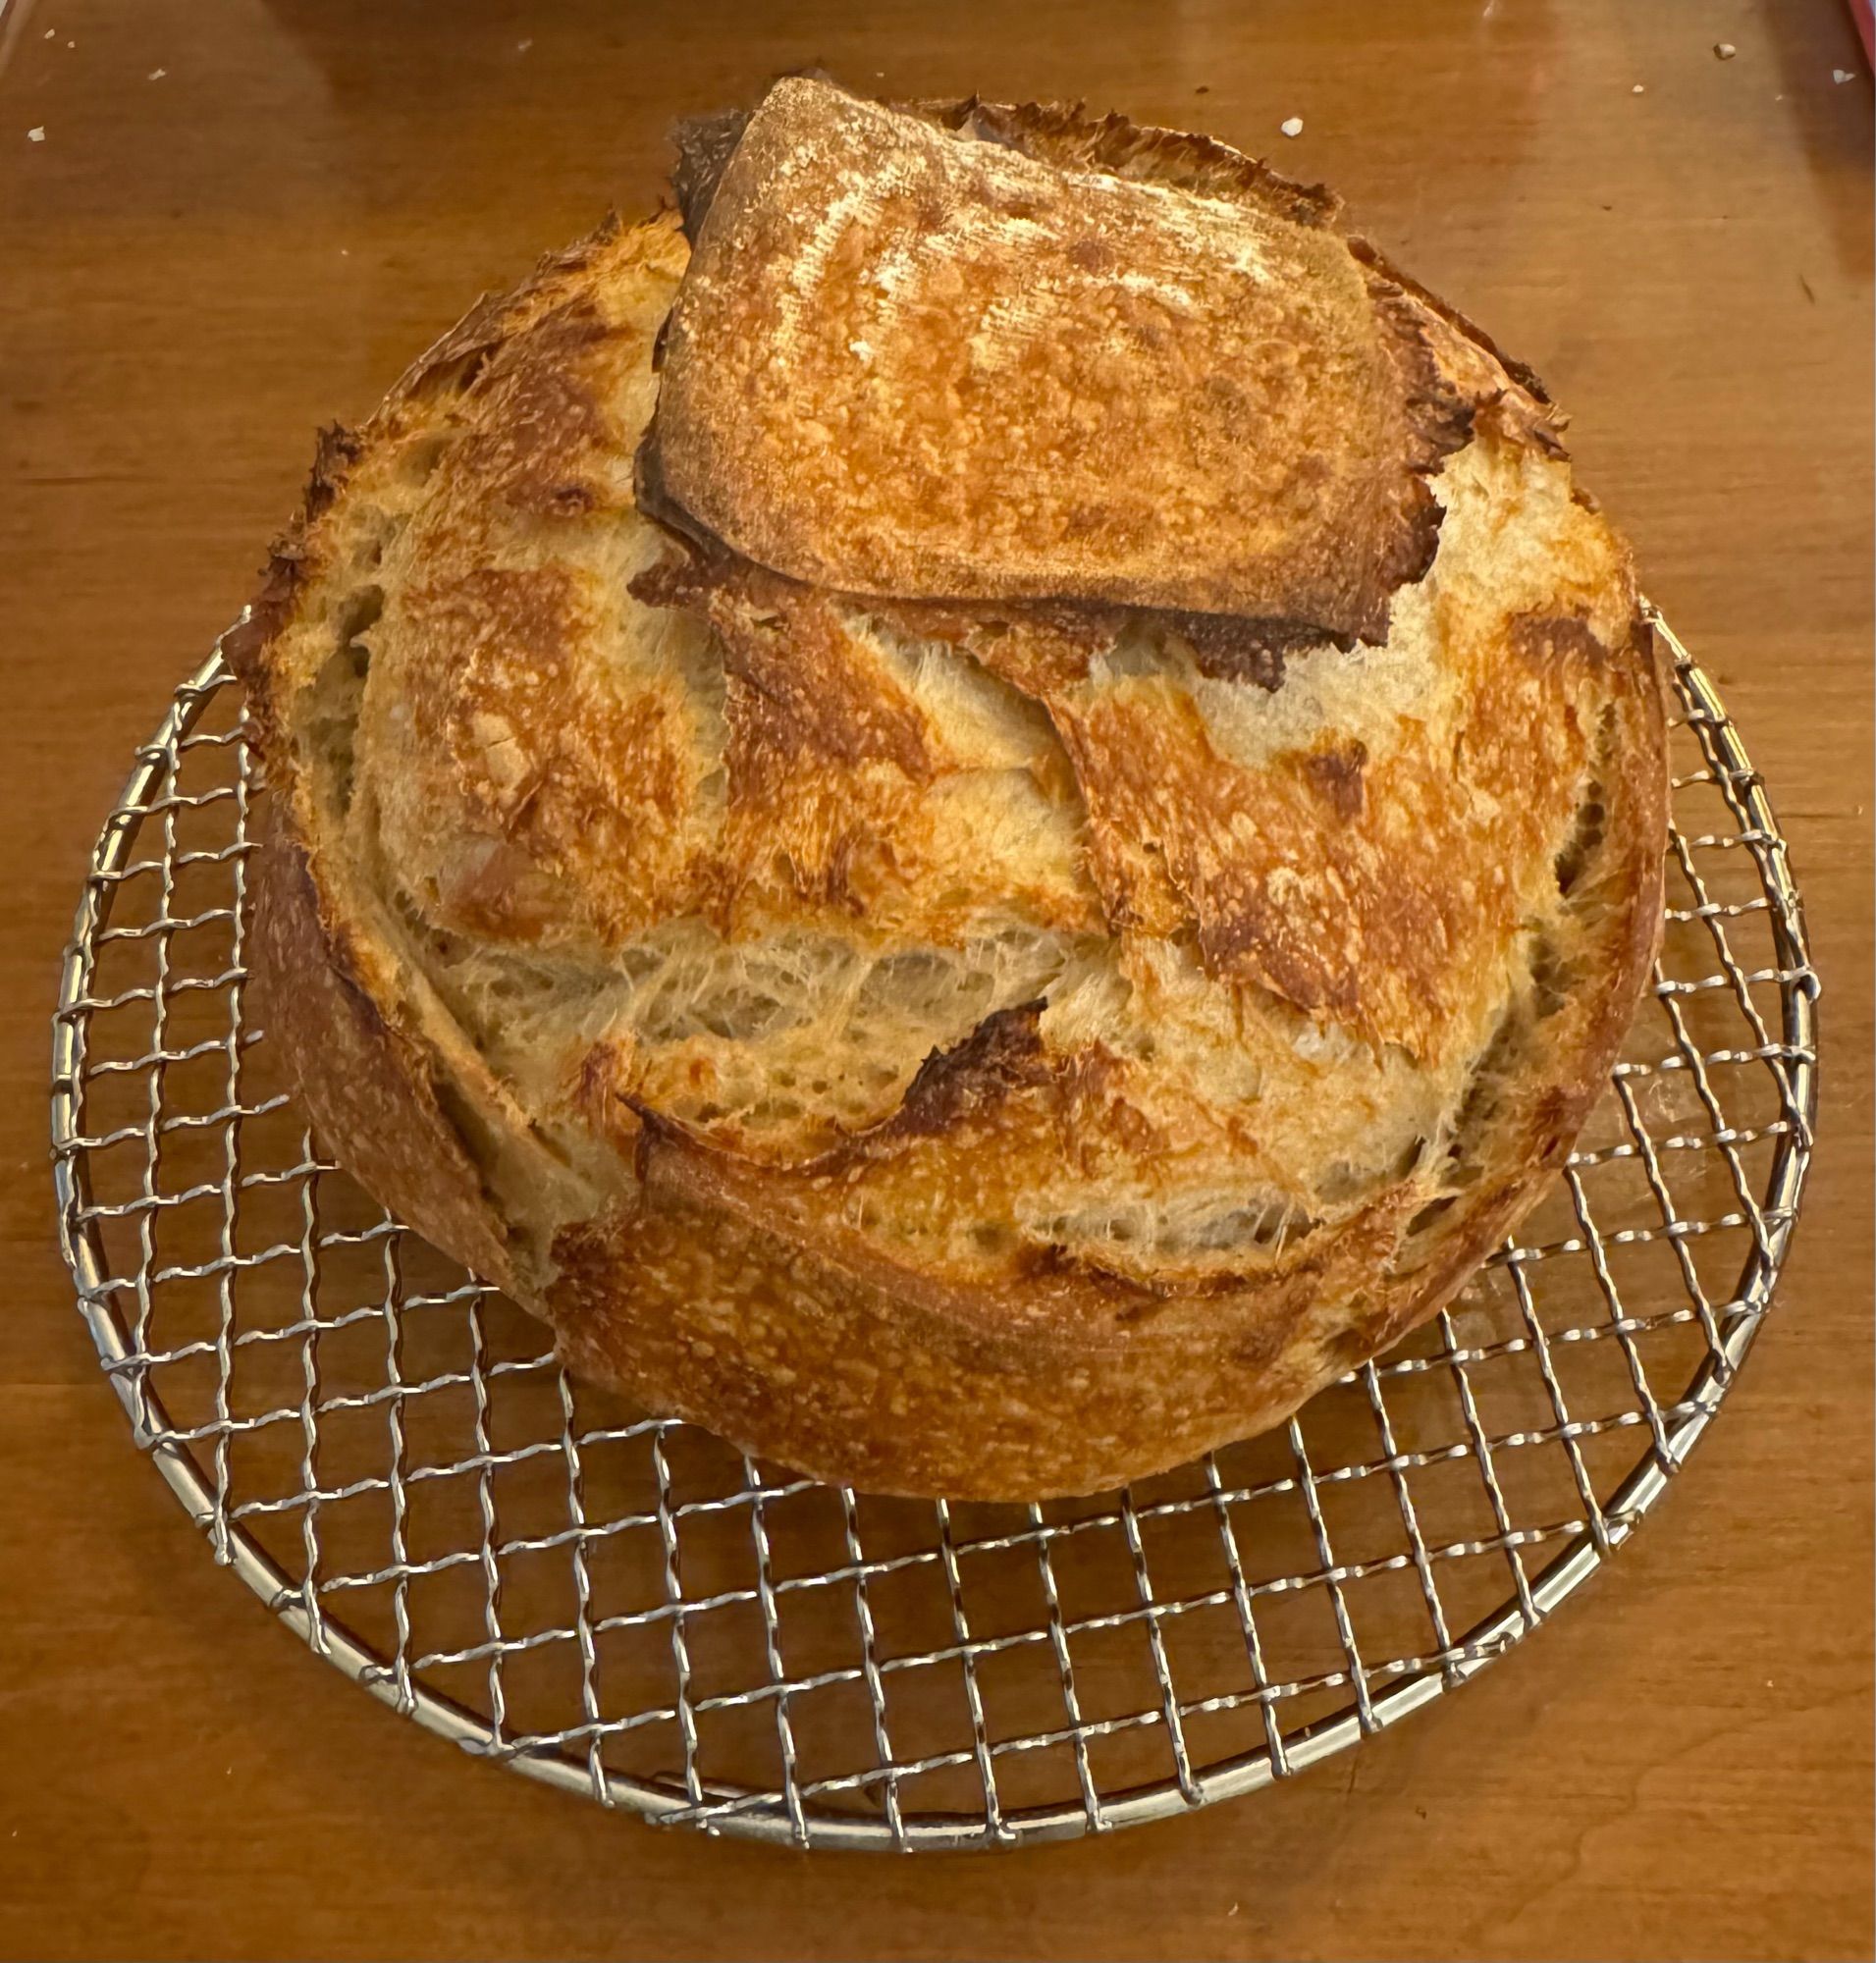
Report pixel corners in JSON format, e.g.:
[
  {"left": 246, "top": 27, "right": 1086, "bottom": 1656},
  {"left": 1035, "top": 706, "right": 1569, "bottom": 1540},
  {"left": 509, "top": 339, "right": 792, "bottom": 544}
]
[{"left": 51, "top": 609, "right": 1817, "bottom": 1851}]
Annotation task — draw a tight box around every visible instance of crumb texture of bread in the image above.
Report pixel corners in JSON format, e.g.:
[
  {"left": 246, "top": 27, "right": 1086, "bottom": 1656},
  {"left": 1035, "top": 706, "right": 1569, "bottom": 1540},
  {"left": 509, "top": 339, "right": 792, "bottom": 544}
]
[{"left": 229, "top": 92, "right": 1668, "bottom": 1498}]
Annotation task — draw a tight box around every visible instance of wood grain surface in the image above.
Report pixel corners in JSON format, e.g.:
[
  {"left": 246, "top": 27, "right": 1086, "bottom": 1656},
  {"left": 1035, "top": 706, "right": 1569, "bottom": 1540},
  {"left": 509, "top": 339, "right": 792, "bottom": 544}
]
[{"left": 1, "top": 2, "right": 1869, "bottom": 1958}]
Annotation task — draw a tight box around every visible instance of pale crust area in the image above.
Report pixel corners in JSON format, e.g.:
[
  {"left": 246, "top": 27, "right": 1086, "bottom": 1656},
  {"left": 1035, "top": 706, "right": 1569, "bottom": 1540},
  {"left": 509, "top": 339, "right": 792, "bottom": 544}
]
[{"left": 229, "top": 97, "right": 1670, "bottom": 1499}]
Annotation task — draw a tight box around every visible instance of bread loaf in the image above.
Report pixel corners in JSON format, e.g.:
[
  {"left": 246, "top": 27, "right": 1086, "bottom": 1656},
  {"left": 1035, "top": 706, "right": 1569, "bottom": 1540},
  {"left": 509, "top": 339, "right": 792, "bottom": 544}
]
[{"left": 228, "top": 82, "right": 1668, "bottom": 1499}]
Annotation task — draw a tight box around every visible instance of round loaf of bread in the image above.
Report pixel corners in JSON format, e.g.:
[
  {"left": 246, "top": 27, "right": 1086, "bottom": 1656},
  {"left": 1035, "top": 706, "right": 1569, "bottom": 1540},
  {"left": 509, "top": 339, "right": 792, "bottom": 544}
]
[{"left": 229, "top": 97, "right": 1668, "bottom": 1499}]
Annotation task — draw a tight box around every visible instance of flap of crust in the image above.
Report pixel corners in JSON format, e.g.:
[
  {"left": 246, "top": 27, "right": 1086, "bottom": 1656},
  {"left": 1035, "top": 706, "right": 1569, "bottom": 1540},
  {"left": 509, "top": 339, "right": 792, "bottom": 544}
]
[{"left": 642, "top": 78, "right": 1471, "bottom": 644}]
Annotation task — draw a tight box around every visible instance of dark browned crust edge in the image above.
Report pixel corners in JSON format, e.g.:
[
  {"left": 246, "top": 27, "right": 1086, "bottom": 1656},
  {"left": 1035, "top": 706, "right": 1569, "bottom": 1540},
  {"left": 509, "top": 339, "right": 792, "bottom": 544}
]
[
  {"left": 220, "top": 422, "right": 363, "bottom": 763},
  {"left": 1348, "top": 235, "right": 1554, "bottom": 407},
  {"left": 671, "top": 108, "right": 752, "bottom": 239}
]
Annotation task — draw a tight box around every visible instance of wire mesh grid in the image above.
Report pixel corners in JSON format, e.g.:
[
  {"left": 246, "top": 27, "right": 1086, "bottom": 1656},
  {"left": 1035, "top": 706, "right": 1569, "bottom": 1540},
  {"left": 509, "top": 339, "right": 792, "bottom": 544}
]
[{"left": 50, "top": 609, "right": 1817, "bottom": 1851}]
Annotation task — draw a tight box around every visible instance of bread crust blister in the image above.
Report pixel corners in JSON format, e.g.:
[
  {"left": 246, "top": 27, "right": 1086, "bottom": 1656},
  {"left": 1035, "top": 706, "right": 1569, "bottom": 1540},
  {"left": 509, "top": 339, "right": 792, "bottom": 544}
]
[{"left": 229, "top": 81, "right": 1668, "bottom": 1498}]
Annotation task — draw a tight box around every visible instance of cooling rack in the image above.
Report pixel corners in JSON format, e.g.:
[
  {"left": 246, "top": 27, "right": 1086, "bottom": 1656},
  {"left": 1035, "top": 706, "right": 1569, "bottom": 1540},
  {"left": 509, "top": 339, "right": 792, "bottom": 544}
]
[{"left": 50, "top": 608, "right": 1816, "bottom": 1850}]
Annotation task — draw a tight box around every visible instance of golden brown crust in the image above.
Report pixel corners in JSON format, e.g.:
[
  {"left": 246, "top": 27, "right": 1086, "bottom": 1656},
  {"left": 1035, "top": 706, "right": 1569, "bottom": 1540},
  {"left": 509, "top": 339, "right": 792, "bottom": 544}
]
[
  {"left": 234, "top": 107, "right": 1671, "bottom": 1499},
  {"left": 642, "top": 79, "right": 1471, "bottom": 645},
  {"left": 1045, "top": 601, "right": 1625, "bottom": 1048}
]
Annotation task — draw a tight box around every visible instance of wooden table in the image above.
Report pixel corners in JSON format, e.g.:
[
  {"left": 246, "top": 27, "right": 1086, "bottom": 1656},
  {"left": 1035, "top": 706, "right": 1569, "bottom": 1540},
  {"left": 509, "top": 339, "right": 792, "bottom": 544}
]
[{"left": 2, "top": 2, "right": 1869, "bottom": 1956}]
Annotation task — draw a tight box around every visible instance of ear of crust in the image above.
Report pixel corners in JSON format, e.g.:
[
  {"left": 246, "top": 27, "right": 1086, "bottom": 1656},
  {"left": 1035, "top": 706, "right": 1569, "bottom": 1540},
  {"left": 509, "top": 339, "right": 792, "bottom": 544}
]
[
  {"left": 644, "top": 77, "right": 1470, "bottom": 643},
  {"left": 252, "top": 819, "right": 518, "bottom": 1294}
]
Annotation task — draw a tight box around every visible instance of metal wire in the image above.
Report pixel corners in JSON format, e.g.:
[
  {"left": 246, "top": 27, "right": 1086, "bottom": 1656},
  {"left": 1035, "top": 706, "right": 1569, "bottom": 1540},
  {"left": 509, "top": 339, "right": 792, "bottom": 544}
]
[{"left": 49, "top": 610, "right": 1818, "bottom": 1850}]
